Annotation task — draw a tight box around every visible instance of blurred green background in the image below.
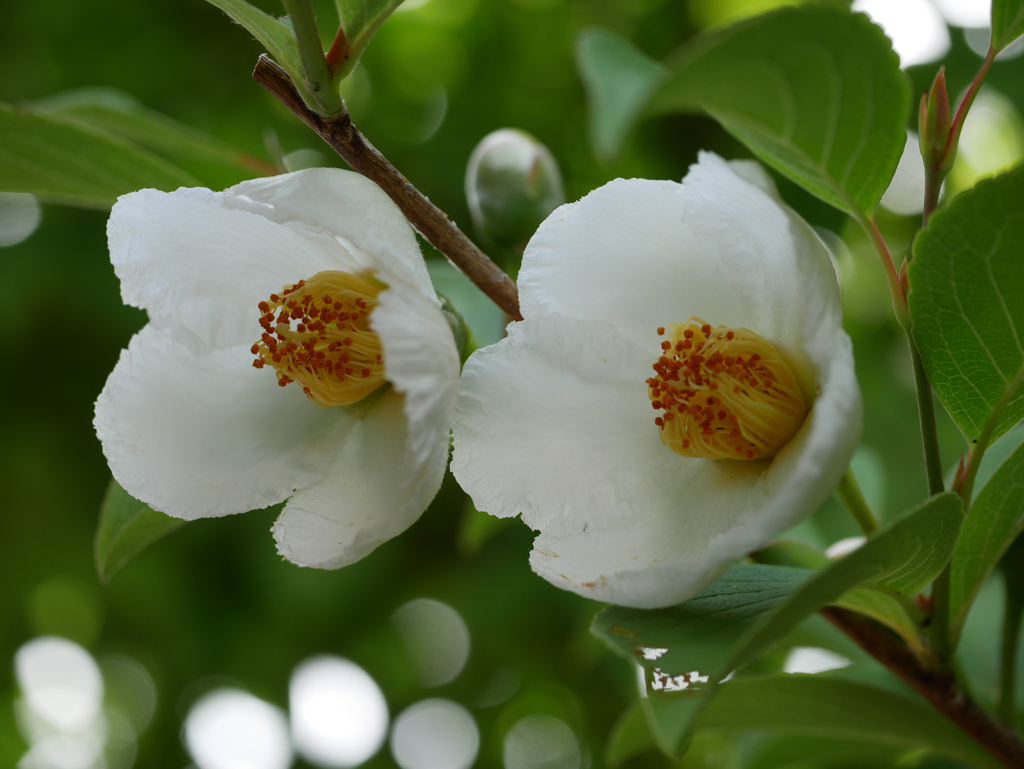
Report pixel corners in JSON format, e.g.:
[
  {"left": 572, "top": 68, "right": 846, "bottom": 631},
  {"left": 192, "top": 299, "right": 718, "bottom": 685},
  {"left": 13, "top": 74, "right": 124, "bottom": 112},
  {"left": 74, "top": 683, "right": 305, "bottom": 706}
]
[{"left": 3, "top": 0, "right": 1024, "bottom": 767}]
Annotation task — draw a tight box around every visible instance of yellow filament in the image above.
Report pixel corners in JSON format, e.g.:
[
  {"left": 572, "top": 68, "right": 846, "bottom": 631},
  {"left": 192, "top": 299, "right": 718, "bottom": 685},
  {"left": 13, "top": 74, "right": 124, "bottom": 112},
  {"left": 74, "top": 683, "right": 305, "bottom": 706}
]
[
  {"left": 646, "top": 318, "right": 807, "bottom": 460},
  {"left": 252, "top": 270, "right": 387, "bottom": 407}
]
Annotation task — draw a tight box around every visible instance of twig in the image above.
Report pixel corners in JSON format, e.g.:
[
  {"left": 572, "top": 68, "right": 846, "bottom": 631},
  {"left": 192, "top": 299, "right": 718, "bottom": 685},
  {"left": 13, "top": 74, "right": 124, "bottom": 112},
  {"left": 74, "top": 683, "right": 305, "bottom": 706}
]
[
  {"left": 252, "top": 54, "right": 523, "bottom": 321},
  {"left": 822, "top": 607, "right": 1024, "bottom": 768}
]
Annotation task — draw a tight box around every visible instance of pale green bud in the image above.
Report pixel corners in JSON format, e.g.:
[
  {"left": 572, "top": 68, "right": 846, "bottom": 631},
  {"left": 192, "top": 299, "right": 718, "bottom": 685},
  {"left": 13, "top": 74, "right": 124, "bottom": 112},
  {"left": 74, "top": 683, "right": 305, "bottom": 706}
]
[{"left": 465, "top": 129, "right": 564, "bottom": 256}]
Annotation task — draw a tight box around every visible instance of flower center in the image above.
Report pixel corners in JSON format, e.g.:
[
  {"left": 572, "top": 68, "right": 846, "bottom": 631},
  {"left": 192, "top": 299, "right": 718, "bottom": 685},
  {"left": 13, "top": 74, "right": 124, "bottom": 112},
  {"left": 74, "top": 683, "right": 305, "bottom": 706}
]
[
  {"left": 252, "top": 270, "right": 386, "bottom": 407},
  {"left": 646, "top": 318, "right": 807, "bottom": 460}
]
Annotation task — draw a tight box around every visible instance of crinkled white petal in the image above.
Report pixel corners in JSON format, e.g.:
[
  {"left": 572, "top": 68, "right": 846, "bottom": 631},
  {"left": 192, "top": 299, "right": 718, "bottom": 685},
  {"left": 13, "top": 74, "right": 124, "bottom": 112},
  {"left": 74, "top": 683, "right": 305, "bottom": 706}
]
[
  {"left": 372, "top": 279, "right": 460, "bottom": 483},
  {"left": 272, "top": 390, "right": 447, "bottom": 569},
  {"left": 94, "top": 325, "right": 351, "bottom": 519},
  {"left": 452, "top": 154, "right": 861, "bottom": 608},
  {"left": 225, "top": 168, "right": 435, "bottom": 298},
  {"left": 453, "top": 314, "right": 712, "bottom": 533},
  {"left": 108, "top": 186, "right": 358, "bottom": 354},
  {"left": 529, "top": 329, "right": 860, "bottom": 608},
  {"left": 518, "top": 153, "right": 835, "bottom": 381}
]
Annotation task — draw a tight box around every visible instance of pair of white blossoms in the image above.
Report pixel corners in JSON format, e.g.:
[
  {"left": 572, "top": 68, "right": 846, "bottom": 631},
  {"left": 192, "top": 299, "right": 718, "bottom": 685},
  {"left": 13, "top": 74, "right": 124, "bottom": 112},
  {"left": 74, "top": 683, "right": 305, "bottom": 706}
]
[{"left": 95, "top": 152, "right": 860, "bottom": 609}]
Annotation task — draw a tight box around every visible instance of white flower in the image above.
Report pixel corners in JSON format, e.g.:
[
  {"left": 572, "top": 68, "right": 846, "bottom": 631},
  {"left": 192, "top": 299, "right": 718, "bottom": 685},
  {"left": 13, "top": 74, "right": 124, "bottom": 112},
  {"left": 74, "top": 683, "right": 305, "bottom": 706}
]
[
  {"left": 94, "top": 169, "right": 460, "bottom": 568},
  {"left": 451, "top": 153, "right": 861, "bottom": 609}
]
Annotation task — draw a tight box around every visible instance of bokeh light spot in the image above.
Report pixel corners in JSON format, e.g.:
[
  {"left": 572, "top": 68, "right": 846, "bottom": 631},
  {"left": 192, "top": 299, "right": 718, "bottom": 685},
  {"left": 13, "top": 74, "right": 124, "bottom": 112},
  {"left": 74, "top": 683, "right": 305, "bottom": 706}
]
[
  {"left": 100, "top": 655, "right": 157, "bottom": 736},
  {"left": 390, "top": 699, "right": 479, "bottom": 769},
  {"left": 28, "top": 579, "right": 104, "bottom": 648},
  {"left": 880, "top": 131, "right": 926, "bottom": 216},
  {"left": 184, "top": 688, "right": 292, "bottom": 769},
  {"left": 289, "top": 656, "right": 388, "bottom": 768},
  {"left": 392, "top": 599, "right": 471, "bottom": 687},
  {"left": 965, "top": 27, "right": 1024, "bottom": 60},
  {"left": 15, "top": 637, "right": 103, "bottom": 732},
  {"left": 933, "top": 0, "right": 991, "bottom": 28},
  {"left": 949, "top": 88, "right": 1024, "bottom": 195},
  {"left": 853, "top": 0, "right": 950, "bottom": 68},
  {"left": 0, "top": 192, "right": 42, "bottom": 248},
  {"left": 503, "top": 714, "right": 580, "bottom": 769},
  {"left": 783, "top": 647, "right": 853, "bottom": 674}
]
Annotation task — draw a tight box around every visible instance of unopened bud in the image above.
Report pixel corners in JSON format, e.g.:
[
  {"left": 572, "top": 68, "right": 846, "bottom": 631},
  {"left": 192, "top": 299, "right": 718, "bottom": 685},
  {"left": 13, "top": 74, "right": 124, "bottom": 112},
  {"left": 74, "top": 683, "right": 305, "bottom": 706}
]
[
  {"left": 437, "top": 292, "right": 473, "bottom": 364},
  {"left": 899, "top": 256, "right": 909, "bottom": 298},
  {"left": 465, "top": 129, "right": 564, "bottom": 256},
  {"left": 918, "top": 68, "right": 951, "bottom": 166}
]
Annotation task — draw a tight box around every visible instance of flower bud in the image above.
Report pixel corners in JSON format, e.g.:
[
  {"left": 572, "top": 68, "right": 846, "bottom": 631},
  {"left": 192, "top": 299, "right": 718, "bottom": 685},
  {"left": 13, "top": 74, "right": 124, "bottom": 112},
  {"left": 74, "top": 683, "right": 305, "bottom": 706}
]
[
  {"left": 918, "top": 68, "right": 952, "bottom": 168},
  {"left": 437, "top": 292, "right": 473, "bottom": 364},
  {"left": 465, "top": 129, "right": 564, "bottom": 256}
]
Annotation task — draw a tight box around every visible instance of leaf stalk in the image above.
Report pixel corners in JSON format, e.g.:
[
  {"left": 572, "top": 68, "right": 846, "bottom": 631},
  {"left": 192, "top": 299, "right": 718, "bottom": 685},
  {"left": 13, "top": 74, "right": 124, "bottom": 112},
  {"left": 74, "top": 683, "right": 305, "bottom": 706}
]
[
  {"left": 836, "top": 465, "right": 879, "bottom": 536},
  {"left": 280, "top": 0, "right": 343, "bottom": 116}
]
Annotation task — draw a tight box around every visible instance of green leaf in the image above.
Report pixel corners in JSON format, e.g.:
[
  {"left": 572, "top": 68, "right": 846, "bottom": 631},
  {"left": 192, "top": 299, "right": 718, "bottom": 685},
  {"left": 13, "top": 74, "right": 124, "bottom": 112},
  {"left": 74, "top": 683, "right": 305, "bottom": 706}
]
[
  {"left": 94, "top": 479, "right": 186, "bottom": 585},
  {"left": 592, "top": 494, "right": 962, "bottom": 754},
  {"left": 649, "top": 7, "right": 909, "bottom": 216},
  {"left": 334, "top": 0, "right": 404, "bottom": 79},
  {"left": 749, "top": 539, "right": 828, "bottom": 569},
  {"left": 909, "top": 166, "right": 1024, "bottom": 447},
  {"left": 606, "top": 700, "right": 656, "bottom": 767},
  {"left": 992, "top": 0, "right": 1024, "bottom": 52},
  {"left": 695, "top": 676, "right": 1001, "bottom": 769},
  {"left": 30, "top": 88, "right": 263, "bottom": 172},
  {"left": 203, "top": 0, "right": 310, "bottom": 100},
  {"left": 752, "top": 542, "right": 922, "bottom": 648},
  {"left": 944, "top": 424, "right": 1024, "bottom": 501},
  {"left": 595, "top": 563, "right": 810, "bottom": 754},
  {"left": 0, "top": 103, "right": 200, "bottom": 208},
  {"left": 832, "top": 588, "right": 925, "bottom": 655},
  {"left": 950, "top": 441, "right": 1024, "bottom": 644},
  {"left": 575, "top": 28, "right": 665, "bottom": 162}
]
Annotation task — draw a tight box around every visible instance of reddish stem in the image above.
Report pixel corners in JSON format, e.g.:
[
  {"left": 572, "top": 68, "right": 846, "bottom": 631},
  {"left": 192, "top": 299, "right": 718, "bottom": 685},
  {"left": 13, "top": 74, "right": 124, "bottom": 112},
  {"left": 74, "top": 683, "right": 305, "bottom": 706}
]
[{"left": 325, "top": 26, "right": 350, "bottom": 74}]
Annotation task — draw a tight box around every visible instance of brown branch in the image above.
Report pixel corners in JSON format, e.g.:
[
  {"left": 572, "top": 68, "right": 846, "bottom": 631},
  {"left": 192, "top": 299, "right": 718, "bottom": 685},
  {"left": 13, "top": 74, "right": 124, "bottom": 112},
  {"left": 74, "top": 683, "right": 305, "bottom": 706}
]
[
  {"left": 252, "top": 54, "right": 522, "bottom": 321},
  {"left": 822, "top": 607, "right": 1024, "bottom": 768}
]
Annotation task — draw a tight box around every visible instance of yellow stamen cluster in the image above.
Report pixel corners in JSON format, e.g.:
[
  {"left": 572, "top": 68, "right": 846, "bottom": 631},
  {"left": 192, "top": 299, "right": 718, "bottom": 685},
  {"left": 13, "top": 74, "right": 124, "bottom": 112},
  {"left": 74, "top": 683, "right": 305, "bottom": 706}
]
[
  {"left": 646, "top": 318, "right": 807, "bottom": 460},
  {"left": 252, "top": 270, "right": 386, "bottom": 407}
]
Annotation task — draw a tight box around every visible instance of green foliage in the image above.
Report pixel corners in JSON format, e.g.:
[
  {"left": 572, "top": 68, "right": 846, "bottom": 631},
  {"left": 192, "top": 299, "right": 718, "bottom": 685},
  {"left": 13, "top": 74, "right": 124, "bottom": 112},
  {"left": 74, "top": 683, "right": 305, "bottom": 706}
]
[
  {"left": 909, "top": 166, "right": 1024, "bottom": 447},
  {"left": 333, "top": 0, "right": 404, "bottom": 79},
  {"left": 606, "top": 700, "right": 654, "bottom": 767},
  {"left": 749, "top": 539, "right": 827, "bottom": 569},
  {"left": 832, "top": 588, "right": 926, "bottom": 655},
  {"left": 592, "top": 493, "right": 962, "bottom": 754},
  {"left": 203, "top": 0, "right": 311, "bottom": 102},
  {"left": 696, "top": 676, "right": 1001, "bottom": 769},
  {"left": 950, "top": 441, "right": 1024, "bottom": 645},
  {"left": 575, "top": 28, "right": 665, "bottom": 162},
  {"left": 0, "top": 103, "right": 198, "bottom": 208},
  {"left": 653, "top": 7, "right": 909, "bottom": 216},
  {"left": 30, "top": 87, "right": 259, "bottom": 171},
  {"left": 94, "top": 479, "right": 186, "bottom": 585},
  {"left": 579, "top": 7, "right": 910, "bottom": 217},
  {"left": 992, "top": 0, "right": 1024, "bottom": 52}
]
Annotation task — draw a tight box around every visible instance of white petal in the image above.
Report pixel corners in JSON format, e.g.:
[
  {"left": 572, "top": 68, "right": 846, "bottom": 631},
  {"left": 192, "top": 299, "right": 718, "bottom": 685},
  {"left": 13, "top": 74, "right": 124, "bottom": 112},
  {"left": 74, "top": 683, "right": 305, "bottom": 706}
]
[
  {"left": 225, "top": 168, "right": 435, "bottom": 297},
  {"left": 108, "top": 186, "right": 357, "bottom": 354},
  {"left": 272, "top": 390, "right": 447, "bottom": 568},
  {"left": 530, "top": 331, "right": 860, "bottom": 608},
  {"left": 518, "top": 153, "right": 835, "bottom": 372},
  {"left": 94, "top": 325, "right": 349, "bottom": 519},
  {"left": 454, "top": 314, "right": 731, "bottom": 534},
  {"left": 452, "top": 313, "right": 860, "bottom": 609},
  {"left": 372, "top": 280, "right": 460, "bottom": 482}
]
